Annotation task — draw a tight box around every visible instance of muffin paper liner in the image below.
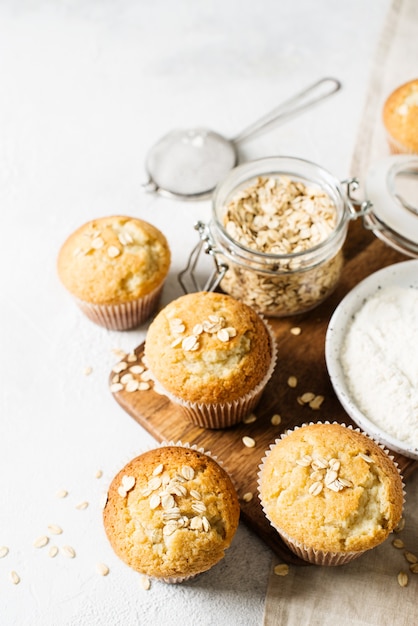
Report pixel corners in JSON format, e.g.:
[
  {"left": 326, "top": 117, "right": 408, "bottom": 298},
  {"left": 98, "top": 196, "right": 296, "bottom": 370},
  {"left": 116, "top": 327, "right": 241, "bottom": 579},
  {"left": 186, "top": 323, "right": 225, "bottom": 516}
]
[
  {"left": 385, "top": 131, "right": 418, "bottom": 156},
  {"left": 74, "top": 282, "right": 164, "bottom": 331},
  {"left": 104, "top": 440, "right": 238, "bottom": 584},
  {"left": 147, "top": 318, "right": 277, "bottom": 429},
  {"left": 257, "top": 421, "right": 405, "bottom": 567}
]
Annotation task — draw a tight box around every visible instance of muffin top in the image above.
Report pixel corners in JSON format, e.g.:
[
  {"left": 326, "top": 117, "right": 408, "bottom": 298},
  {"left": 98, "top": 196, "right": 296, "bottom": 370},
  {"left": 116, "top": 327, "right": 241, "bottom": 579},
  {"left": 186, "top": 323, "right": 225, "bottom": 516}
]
[
  {"left": 383, "top": 78, "right": 418, "bottom": 152},
  {"left": 259, "top": 423, "right": 404, "bottom": 553},
  {"left": 103, "top": 445, "right": 240, "bottom": 579},
  {"left": 144, "top": 291, "right": 274, "bottom": 404},
  {"left": 57, "top": 215, "right": 171, "bottom": 305}
]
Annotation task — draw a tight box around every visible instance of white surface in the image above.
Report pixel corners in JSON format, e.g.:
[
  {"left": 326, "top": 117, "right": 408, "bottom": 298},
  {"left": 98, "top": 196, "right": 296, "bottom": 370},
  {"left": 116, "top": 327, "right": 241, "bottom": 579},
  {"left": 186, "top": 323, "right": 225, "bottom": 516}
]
[
  {"left": 325, "top": 260, "right": 418, "bottom": 460},
  {"left": 0, "top": 1, "right": 393, "bottom": 625}
]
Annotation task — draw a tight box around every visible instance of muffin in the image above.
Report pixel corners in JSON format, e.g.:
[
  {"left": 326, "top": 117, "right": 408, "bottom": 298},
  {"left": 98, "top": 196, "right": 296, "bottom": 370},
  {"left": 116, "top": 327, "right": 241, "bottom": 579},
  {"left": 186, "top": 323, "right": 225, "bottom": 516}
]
[
  {"left": 258, "top": 422, "right": 404, "bottom": 566},
  {"left": 103, "top": 443, "right": 240, "bottom": 582},
  {"left": 383, "top": 79, "right": 418, "bottom": 154},
  {"left": 143, "top": 291, "right": 276, "bottom": 428},
  {"left": 57, "top": 215, "right": 171, "bottom": 330}
]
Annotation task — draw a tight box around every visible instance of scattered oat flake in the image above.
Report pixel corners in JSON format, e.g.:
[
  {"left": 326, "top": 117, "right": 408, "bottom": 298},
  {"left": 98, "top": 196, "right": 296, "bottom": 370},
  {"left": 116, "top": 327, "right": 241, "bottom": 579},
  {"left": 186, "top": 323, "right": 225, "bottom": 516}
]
[
  {"left": 111, "top": 348, "right": 127, "bottom": 359},
  {"left": 394, "top": 518, "right": 405, "bottom": 533},
  {"left": 95, "top": 469, "right": 103, "bottom": 479},
  {"left": 49, "top": 546, "right": 59, "bottom": 558},
  {"left": 76, "top": 501, "right": 89, "bottom": 510},
  {"left": 10, "top": 571, "right": 20, "bottom": 585},
  {"left": 271, "top": 414, "right": 281, "bottom": 426},
  {"left": 0, "top": 546, "right": 9, "bottom": 558},
  {"left": 397, "top": 571, "right": 409, "bottom": 587},
  {"left": 97, "top": 562, "right": 110, "bottom": 576},
  {"left": 217, "top": 328, "right": 231, "bottom": 342},
  {"left": 287, "top": 376, "right": 297, "bottom": 388},
  {"left": 153, "top": 463, "right": 164, "bottom": 476},
  {"left": 274, "top": 564, "right": 289, "bottom": 576},
  {"left": 61, "top": 545, "right": 76, "bottom": 559},
  {"left": 48, "top": 524, "right": 63, "bottom": 535},
  {"left": 243, "top": 413, "right": 257, "bottom": 424},
  {"left": 112, "top": 361, "right": 128, "bottom": 374},
  {"left": 149, "top": 494, "right": 161, "bottom": 509},
  {"left": 392, "top": 538, "right": 405, "bottom": 549},
  {"left": 118, "top": 232, "right": 133, "bottom": 246},
  {"left": 242, "top": 436, "right": 256, "bottom": 448},
  {"left": 309, "top": 481, "right": 323, "bottom": 496},
  {"left": 242, "top": 492, "right": 253, "bottom": 502},
  {"left": 110, "top": 382, "right": 124, "bottom": 393},
  {"left": 296, "top": 455, "right": 312, "bottom": 467},
  {"left": 300, "top": 392, "right": 315, "bottom": 403},
  {"left": 56, "top": 489, "right": 68, "bottom": 498},
  {"left": 182, "top": 335, "right": 199, "bottom": 351},
  {"left": 309, "top": 395, "right": 324, "bottom": 410},
  {"left": 127, "top": 352, "right": 138, "bottom": 363},
  {"left": 33, "top": 535, "right": 49, "bottom": 548},
  {"left": 125, "top": 380, "right": 140, "bottom": 392},
  {"left": 404, "top": 551, "right": 418, "bottom": 564},
  {"left": 83, "top": 366, "right": 93, "bottom": 376},
  {"left": 91, "top": 236, "right": 104, "bottom": 249},
  {"left": 290, "top": 327, "right": 301, "bottom": 336},
  {"left": 107, "top": 245, "right": 121, "bottom": 258},
  {"left": 312, "top": 456, "right": 329, "bottom": 469},
  {"left": 121, "top": 475, "right": 136, "bottom": 491},
  {"left": 140, "top": 575, "right": 151, "bottom": 590},
  {"left": 359, "top": 453, "right": 374, "bottom": 464},
  {"left": 410, "top": 563, "right": 418, "bottom": 574},
  {"left": 181, "top": 465, "right": 195, "bottom": 480}
]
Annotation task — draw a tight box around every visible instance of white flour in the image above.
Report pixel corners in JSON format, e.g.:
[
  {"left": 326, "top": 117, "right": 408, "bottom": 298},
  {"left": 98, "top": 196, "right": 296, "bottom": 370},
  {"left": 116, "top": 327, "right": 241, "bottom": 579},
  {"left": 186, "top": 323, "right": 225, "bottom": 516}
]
[{"left": 341, "top": 285, "right": 418, "bottom": 449}]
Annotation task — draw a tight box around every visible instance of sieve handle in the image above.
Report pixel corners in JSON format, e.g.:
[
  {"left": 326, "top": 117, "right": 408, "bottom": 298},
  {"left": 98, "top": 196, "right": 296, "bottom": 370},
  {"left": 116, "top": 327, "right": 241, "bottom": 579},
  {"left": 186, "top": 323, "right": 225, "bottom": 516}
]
[{"left": 232, "top": 77, "right": 342, "bottom": 144}]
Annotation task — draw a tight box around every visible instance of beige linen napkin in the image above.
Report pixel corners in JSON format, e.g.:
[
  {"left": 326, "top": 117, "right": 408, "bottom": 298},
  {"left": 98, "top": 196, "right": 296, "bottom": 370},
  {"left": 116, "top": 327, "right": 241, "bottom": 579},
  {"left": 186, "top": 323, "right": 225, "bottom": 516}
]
[
  {"left": 264, "top": 470, "right": 418, "bottom": 626},
  {"left": 264, "top": 1, "right": 418, "bottom": 623}
]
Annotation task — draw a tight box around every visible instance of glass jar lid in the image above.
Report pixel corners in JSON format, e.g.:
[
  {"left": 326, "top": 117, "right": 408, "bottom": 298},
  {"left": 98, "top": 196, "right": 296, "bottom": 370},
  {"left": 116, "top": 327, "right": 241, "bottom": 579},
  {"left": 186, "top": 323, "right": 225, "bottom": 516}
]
[{"left": 365, "top": 155, "right": 418, "bottom": 257}]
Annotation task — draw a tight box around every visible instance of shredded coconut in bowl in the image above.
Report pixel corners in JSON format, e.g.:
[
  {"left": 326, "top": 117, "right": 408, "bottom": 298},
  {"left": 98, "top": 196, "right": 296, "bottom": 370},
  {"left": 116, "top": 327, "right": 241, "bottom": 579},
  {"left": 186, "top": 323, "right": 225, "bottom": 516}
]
[{"left": 341, "top": 285, "right": 418, "bottom": 448}]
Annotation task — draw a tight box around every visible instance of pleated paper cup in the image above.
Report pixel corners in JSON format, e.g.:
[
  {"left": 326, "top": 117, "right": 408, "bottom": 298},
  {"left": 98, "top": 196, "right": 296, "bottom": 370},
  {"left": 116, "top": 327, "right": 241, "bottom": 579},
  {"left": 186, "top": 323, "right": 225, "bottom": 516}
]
[{"left": 74, "top": 282, "right": 164, "bottom": 331}]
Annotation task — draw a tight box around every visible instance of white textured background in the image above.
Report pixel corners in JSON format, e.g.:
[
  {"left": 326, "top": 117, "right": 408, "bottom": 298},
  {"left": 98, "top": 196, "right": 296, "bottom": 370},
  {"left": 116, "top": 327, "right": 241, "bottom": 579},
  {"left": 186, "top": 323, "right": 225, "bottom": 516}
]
[{"left": 0, "top": 1, "right": 392, "bottom": 624}]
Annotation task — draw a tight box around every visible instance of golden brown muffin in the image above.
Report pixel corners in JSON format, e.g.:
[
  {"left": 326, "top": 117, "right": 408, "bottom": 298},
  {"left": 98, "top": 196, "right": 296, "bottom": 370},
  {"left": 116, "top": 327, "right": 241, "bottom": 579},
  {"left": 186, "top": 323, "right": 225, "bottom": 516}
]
[
  {"left": 144, "top": 291, "right": 273, "bottom": 404},
  {"left": 57, "top": 215, "right": 170, "bottom": 329},
  {"left": 383, "top": 79, "right": 418, "bottom": 154},
  {"left": 143, "top": 291, "right": 275, "bottom": 427},
  {"left": 103, "top": 445, "right": 240, "bottom": 581},
  {"left": 258, "top": 423, "right": 404, "bottom": 565}
]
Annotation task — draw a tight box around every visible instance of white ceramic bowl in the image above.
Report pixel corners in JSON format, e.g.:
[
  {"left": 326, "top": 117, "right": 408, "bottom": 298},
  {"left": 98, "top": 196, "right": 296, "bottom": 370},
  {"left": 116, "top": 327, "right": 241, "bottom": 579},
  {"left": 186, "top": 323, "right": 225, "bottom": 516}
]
[{"left": 325, "top": 259, "right": 418, "bottom": 460}]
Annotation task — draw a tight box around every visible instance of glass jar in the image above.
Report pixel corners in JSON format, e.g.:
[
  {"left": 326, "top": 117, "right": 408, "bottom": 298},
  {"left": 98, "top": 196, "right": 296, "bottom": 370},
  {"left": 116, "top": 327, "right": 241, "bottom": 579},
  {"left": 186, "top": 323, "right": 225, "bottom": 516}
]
[{"left": 183, "top": 156, "right": 368, "bottom": 317}]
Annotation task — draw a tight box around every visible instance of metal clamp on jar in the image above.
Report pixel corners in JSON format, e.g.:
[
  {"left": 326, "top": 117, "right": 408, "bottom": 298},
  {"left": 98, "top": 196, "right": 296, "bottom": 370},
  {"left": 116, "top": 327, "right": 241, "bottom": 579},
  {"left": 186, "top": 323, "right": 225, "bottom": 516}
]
[
  {"left": 363, "top": 155, "right": 418, "bottom": 256},
  {"left": 179, "top": 156, "right": 372, "bottom": 317}
]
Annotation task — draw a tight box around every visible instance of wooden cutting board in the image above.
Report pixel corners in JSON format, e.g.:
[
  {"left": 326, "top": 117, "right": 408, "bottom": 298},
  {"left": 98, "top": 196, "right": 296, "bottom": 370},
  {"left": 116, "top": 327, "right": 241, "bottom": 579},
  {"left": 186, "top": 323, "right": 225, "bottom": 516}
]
[{"left": 110, "top": 218, "right": 417, "bottom": 565}]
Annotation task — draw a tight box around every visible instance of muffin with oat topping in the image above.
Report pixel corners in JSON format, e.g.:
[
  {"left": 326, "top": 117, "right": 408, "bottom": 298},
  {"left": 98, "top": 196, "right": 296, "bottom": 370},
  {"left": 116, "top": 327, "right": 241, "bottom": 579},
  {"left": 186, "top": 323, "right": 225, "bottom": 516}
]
[
  {"left": 258, "top": 422, "right": 404, "bottom": 566},
  {"left": 57, "top": 215, "right": 171, "bottom": 330},
  {"left": 383, "top": 78, "right": 418, "bottom": 154},
  {"left": 144, "top": 291, "right": 276, "bottom": 428},
  {"left": 103, "top": 444, "right": 240, "bottom": 582}
]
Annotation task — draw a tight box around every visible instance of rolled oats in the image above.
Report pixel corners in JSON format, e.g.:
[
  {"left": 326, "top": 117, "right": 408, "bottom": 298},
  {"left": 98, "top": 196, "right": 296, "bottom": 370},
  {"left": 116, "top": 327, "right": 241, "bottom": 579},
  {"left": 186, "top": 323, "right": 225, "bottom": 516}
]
[{"left": 219, "top": 176, "right": 343, "bottom": 316}]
